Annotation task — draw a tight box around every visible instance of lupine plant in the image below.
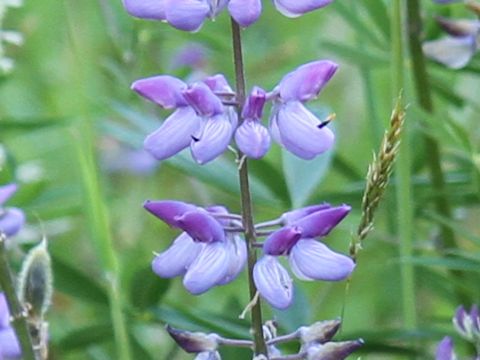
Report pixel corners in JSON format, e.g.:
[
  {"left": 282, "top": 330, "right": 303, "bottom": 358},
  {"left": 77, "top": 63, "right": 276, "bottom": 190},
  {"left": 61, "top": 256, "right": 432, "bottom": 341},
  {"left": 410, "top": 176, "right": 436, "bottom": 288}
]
[
  {"left": 2, "top": 0, "right": 480, "bottom": 358},
  {"left": 120, "top": 0, "right": 398, "bottom": 359}
]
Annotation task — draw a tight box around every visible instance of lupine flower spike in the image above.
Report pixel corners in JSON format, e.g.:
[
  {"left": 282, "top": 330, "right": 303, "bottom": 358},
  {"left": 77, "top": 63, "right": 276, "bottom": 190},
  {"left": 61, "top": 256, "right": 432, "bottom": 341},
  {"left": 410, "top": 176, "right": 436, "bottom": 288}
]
[{"left": 123, "top": 0, "right": 332, "bottom": 31}]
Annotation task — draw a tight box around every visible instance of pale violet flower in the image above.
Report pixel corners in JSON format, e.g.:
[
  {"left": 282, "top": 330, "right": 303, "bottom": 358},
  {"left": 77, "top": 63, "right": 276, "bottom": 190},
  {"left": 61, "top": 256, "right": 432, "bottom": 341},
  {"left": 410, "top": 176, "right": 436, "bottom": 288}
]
[{"left": 123, "top": 0, "right": 332, "bottom": 31}]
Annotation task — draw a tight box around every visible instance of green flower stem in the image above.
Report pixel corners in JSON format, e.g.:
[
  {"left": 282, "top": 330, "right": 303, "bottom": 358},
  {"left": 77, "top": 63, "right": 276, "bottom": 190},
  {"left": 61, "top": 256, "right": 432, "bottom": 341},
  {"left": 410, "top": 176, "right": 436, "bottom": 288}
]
[
  {"left": 0, "top": 234, "right": 36, "bottom": 360},
  {"left": 391, "top": 0, "right": 417, "bottom": 333},
  {"left": 405, "top": 0, "right": 467, "bottom": 301},
  {"left": 230, "top": 18, "right": 267, "bottom": 357},
  {"left": 73, "top": 121, "right": 132, "bottom": 360}
]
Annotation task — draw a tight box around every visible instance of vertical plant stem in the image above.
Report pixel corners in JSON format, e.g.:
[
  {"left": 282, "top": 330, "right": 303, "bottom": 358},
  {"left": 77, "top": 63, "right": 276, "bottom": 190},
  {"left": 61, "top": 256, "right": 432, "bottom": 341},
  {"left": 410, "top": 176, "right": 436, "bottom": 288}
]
[
  {"left": 64, "top": 2, "right": 131, "bottom": 358},
  {"left": 391, "top": 0, "right": 417, "bottom": 334},
  {"left": 406, "top": 0, "right": 467, "bottom": 301},
  {"left": 230, "top": 18, "right": 267, "bottom": 357},
  {"left": 72, "top": 121, "right": 132, "bottom": 360},
  {"left": 0, "top": 234, "right": 36, "bottom": 360}
]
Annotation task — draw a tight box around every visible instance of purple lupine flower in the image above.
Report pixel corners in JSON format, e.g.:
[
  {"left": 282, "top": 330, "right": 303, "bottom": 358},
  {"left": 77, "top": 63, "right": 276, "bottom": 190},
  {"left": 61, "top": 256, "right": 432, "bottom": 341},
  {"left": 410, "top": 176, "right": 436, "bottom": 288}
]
[
  {"left": 146, "top": 200, "right": 247, "bottom": 294},
  {"left": 0, "top": 184, "right": 25, "bottom": 238},
  {"left": 423, "top": 18, "right": 480, "bottom": 69},
  {"left": 436, "top": 336, "right": 456, "bottom": 360},
  {"left": 0, "top": 293, "right": 21, "bottom": 359},
  {"left": 132, "top": 75, "right": 236, "bottom": 164},
  {"left": 306, "top": 339, "right": 364, "bottom": 360},
  {"left": 254, "top": 204, "right": 354, "bottom": 309},
  {"left": 452, "top": 304, "right": 480, "bottom": 341},
  {"left": 123, "top": 0, "right": 331, "bottom": 31},
  {"left": 234, "top": 86, "right": 271, "bottom": 159},
  {"left": 269, "top": 60, "right": 338, "bottom": 160}
]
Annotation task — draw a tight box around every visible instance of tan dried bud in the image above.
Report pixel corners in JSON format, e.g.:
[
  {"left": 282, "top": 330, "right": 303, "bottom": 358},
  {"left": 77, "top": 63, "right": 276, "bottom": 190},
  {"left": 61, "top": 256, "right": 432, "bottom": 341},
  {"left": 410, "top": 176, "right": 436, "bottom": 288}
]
[
  {"left": 299, "top": 319, "right": 341, "bottom": 345},
  {"left": 166, "top": 324, "right": 218, "bottom": 353}
]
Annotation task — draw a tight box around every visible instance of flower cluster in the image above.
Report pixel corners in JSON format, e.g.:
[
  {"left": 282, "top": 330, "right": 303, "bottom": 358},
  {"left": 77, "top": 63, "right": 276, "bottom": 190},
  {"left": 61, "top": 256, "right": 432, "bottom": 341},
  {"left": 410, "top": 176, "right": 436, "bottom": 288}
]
[
  {"left": 165, "top": 318, "right": 363, "bottom": 360},
  {"left": 0, "top": 293, "right": 21, "bottom": 359},
  {"left": 145, "top": 200, "right": 247, "bottom": 295},
  {"left": 254, "top": 204, "right": 355, "bottom": 309},
  {"left": 0, "top": 184, "right": 25, "bottom": 238},
  {"left": 424, "top": 3, "right": 480, "bottom": 69},
  {"left": 123, "top": 0, "right": 332, "bottom": 32},
  {"left": 146, "top": 201, "right": 354, "bottom": 309},
  {"left": 133, "top": 60, "right": 337, "bottom": 164},
  {"left": 436, "top": 305, "right": 480, "bottom": 359}
]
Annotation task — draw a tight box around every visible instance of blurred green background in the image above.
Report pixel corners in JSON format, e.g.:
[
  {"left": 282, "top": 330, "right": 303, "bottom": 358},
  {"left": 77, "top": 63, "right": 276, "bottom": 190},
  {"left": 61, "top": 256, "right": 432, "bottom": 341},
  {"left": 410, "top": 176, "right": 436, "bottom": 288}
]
[{"left": 1, "top": 0, "right": 480, "bottom": 359}]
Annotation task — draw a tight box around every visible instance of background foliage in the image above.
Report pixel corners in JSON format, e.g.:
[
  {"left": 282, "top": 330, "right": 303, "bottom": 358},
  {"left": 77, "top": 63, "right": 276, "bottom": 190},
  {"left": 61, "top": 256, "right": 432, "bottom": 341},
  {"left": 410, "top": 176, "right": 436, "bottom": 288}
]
[{"left": 1, "top": 0, "right": 479, "bottom": 359}]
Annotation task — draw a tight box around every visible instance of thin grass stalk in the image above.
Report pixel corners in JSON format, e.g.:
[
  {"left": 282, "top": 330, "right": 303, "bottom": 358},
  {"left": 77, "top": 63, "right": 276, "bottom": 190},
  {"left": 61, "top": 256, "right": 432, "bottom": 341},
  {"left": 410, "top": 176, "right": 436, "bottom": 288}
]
[
  {"left": 406, "top": 0, "right": 467, "bottom": 303},
  {"left": 230, "top": 18, "right": 267, "bottom": 356},
  {"left": 391, "top": 0, "right": 417, "bottom": 336},
  {"left": 64, "top": 1, "right": 132, "bottom": 358}
]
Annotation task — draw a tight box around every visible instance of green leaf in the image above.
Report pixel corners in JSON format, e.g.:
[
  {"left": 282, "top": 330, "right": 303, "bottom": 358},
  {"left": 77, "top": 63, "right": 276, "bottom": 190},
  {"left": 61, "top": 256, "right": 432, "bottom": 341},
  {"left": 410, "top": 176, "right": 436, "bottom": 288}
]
[
  {"left": 56, "top": 323, "right": 113, "bottom": 351},
  {"left": 360, "top": 0, "right": 391, "bottom": 41},
  {"left": 130, "top": 267, "right": 171, "bottom": 310},
  {"left": 168, "top": 153, "right": 280, "bottom": 206},
  {"left": 152, "top": 304, "right": 250, "bottom": 339},
  {"left": 320, "top": 41, "right": 389, "bottom": 68},
  {"left": 402, "top": 256, "right": 480, "bottom": 272},
  {"left": 52, "top": 255, "right": 108, "bottom": 305},
  {"left": 423, "top": 211, "right": 480, "bottom": 246},
  {"left": 282, "top": 149, "right": 333, "bottom": 208}
]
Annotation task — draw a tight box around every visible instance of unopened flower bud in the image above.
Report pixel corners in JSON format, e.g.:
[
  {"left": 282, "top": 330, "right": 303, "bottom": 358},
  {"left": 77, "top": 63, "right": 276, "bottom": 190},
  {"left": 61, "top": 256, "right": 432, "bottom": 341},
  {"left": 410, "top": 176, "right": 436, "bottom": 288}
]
[
  {"left": 166, "top": 325, "right": 219, "bottom": 353},
  {"left": 195, "top": 351, "right": 221, "bottom": 360},
  {"left": 453, "top": 305, "right": 480, "bottom": 341},
  {"left": 17, "top": 238, "right": 53, "bottom": 319},
  {"left": 299, "top": 319, "right": 341, "bottom": 344},
  {"left": 306, "top": 339, "right": 364, "bottom": 360}
]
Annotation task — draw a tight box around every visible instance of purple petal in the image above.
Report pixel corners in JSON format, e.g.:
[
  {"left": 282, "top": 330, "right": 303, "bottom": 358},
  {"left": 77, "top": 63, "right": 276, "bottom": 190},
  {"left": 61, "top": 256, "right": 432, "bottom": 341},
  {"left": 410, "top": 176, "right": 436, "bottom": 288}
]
[
  {"left": 263, "top": 226, "right": 302, "bottom": 255},
  {"left": 289, "top": 239, "right": 355, "bottom": 281},
  {"left": 183, "top": 242, "right": 230, "bottom": 294},
  {"left": 123, "top": 0, "right": 166, "bottom": 20},
  {"left": 436, "top": 336, "right": 455, "bottom": 360},
  {"left": 195, "top": 351, "right": 221, "bottom": 360},
  {"left": 235, "top": 120, "right": 271, "bottom": 159},
  {"left": 228, "top": 0, "right": 262, "bottom": 27},
  {"left": 279, "top": 60, "right": 338, "bottom": 102},
  {"left": 170, "top": 42, "right": 208, "bottom": 71},
  {"left": 183, "top": 82, "right": 224, "bottom": 116},
  {"left": 203, "top": 74, "right": 233, "bottom": 93},
  {"left": 152, "top": 233, "right": 203, "bottom": 278},
  {"left": 0, "top": 293, "right": 11, "bottom": 329},
  {"left": 131, "top": 75, "right": 187, "bottom": 109},
  {"left": 471, "top": 305, "right": 480, "bottom": 332},
  {"left": 166, "top": 325, "right": 218, "bottom": 353},
  {"left": 144, "top": 107, "right": 202, "bottom": 161},
  {"left": 436, "top": 18, "right": 480, "bottom": 37},
  {"left": 292, "top": 204, "right": 351, "bottom": 238},
  {"left": 423, "top": 35, "right": 476, "bottom": 69},
  {"left": 453, "top": 305, "right": 467, "bottom": 333},
  {"left": 274, "top": 101, "right": 335, "bottom": 159},
  {"left": 273, "top": 0, "right": 332, "bottom": 18},
  {"left": 0, "top": 328, "right": 21, "bottom": 359},
  {"left": 253, "top": 255, "right": 293, "bottom": 309},
  {"left": 0, "top": 184, "right": 17, "bottom": 206},
  {"left": 165, "top": 0, "right": 210, "bottom": 32},
  {"left": 143, "top": 200, "right": 197, "bottom": 227},
  {"left": 281, "top": 203, "right": 331, "bottom": 224},
  {"left": 175, "top": 209, "right": 225, "bottom": 243},
  {"left": 190, "top": 115, "right": 233, "bottom": 165},
  {"left": 217, "top": 235, "right": 247, "bottom": 285},
  {"left": 0, "top": 208, "right": 25, "bottom": 237},
  {"left": 242, "top": 86, "right": 266, "bottom": 120}
]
